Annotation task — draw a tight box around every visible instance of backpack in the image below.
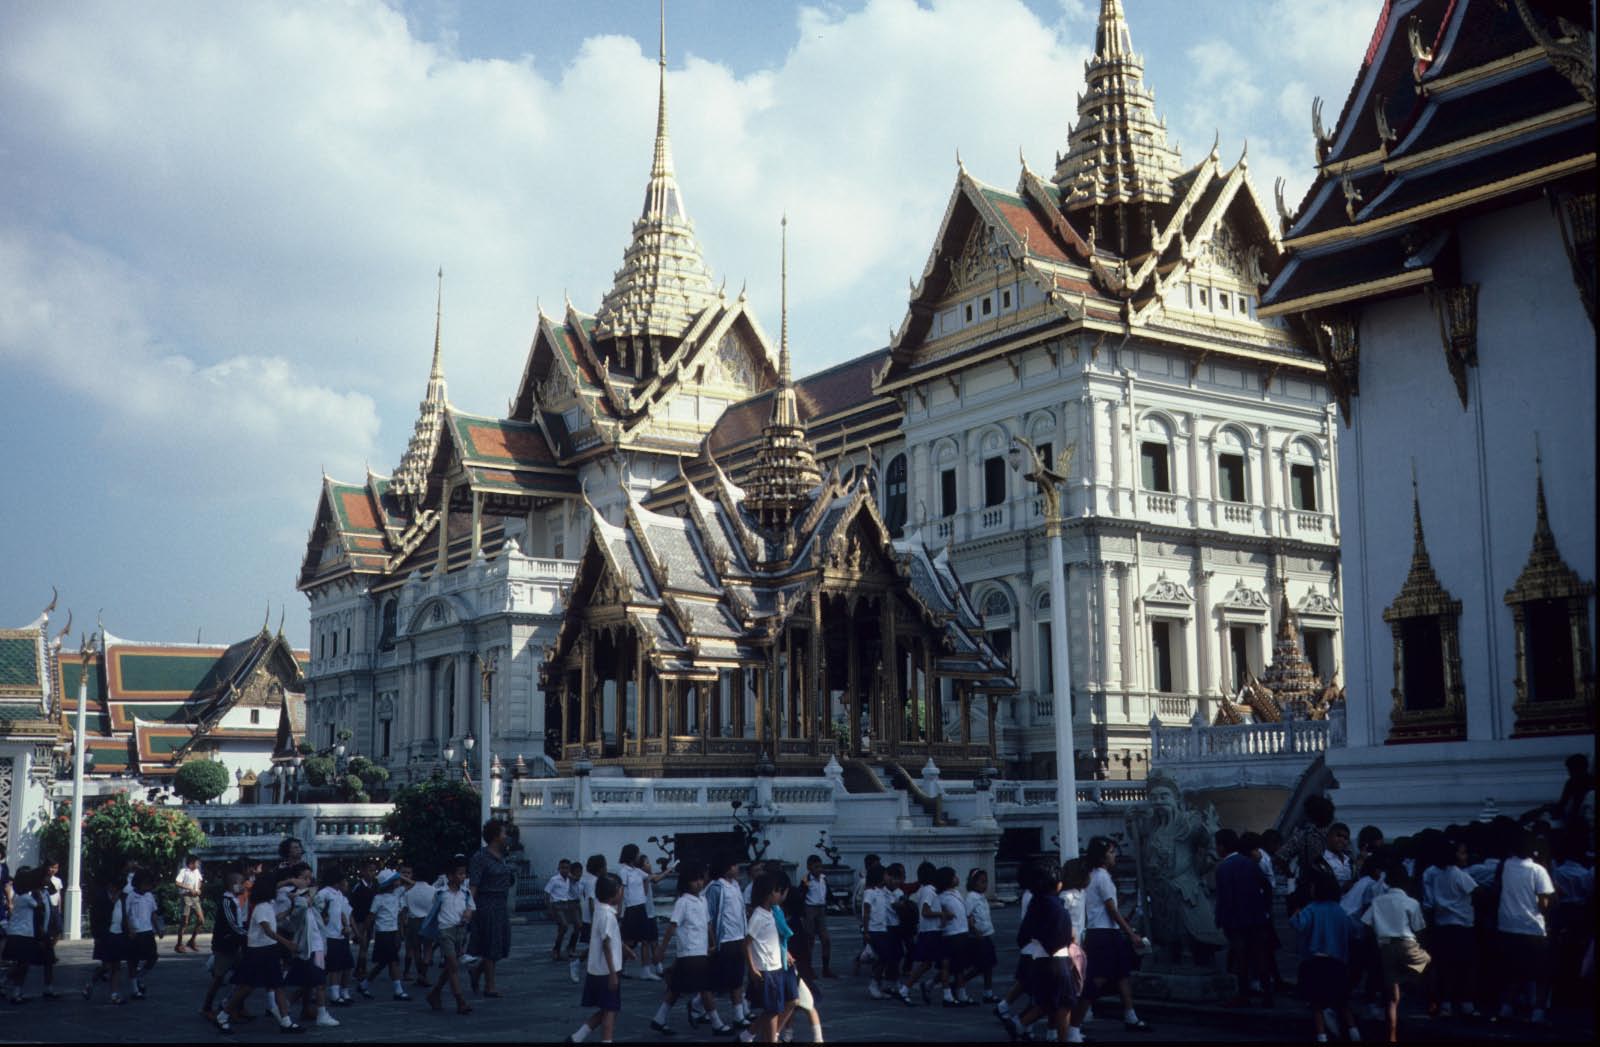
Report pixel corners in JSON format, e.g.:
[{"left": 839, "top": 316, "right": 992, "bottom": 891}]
[
  {"left": 213, "top": 895, "right": 245, "bottom": 951},
  {"left": 417, "top": 892, "right": 445, "bottom": 943}
]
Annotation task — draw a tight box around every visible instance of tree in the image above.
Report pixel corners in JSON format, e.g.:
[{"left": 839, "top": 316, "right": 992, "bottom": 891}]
[
  {"left": 302, "top": 755, "right": 335, "bottom": 788},
  {"left": 172, "top": 759, "right": 231, "bottom": 804},
  {"left": 383, "top": 773, "right": 480, "bottom": 875},
  {"left": 39, "top": 793, "right": 206, "bottom": 890}
]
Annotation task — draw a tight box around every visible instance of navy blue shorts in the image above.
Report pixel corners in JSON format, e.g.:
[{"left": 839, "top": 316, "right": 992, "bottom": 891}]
[
  {"left": 756, "top": 968, "right": 796, "bottom": 1014},
  {"left": 973, "top": 936, "right": 997, "bottom": 972},
  {"left": 285, "top": 956, "right": 325, "bottom": 988},
  {"left": 581, "top": 971, "right": 622, "bottom": 1011},
  {"left": 869, "top": 931, "right": 901, "bottom": 972},
  {"left": 715, "top": 940, "right": 747, "bottom": 992},
  {"left": 235, "top": 945, "right": 284, "bottom": 989},
  {"left": 1025, "top": 955, "right": 1077, "bottom": 1012},
  {"left": 324, "top": 938, "right": 354, "bottom": 973},
  {"left": 622, "top": 903, "right": 658, "bottom": 942},
  {"left": 93, "top": 934, "right": 125, "bottom": 965},
  {"left": 913, "top": 931, "right": 943, "bottom": 963}
]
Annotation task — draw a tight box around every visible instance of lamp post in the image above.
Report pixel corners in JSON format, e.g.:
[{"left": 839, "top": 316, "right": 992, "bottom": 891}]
[
  {"left": 1010, "top": 436, "right": 1080, "bottom": 860},
  {"left": 463, "top": 733, "right": 476, "bottom": 789},
  {"left": 290, "top": 756, "right": 304, "bottom": 804},
  {"left": 65, "top": 631, "right": 94, "bottom": 940},
  {"left": 476, "top": 654, "right": 496, "bottom": 828},
  {"left": 443, "top": 743, "right": 455, "bottom": 779}
]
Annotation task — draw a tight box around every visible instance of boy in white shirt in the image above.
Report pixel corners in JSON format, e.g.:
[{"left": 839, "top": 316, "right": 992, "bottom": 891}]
[
  {"left": 174, "top": 855, "right": 204, "bottom": 954},
  {"left": 1362, "top": 856, "right": 1428, "bottom": 1043},
  {"left": 745, "top": 873, "right": 790, "bottom": 1044},
  {"left": 427, "top": 856, "right": 476, "bottom": 1015},
  {"left": 802, "top": 855, "right": 835, "bottom": 978},
  {"left": 706, "top": 855, "right": 751, "bottom": 1029},
  {"left": 568, "top": 875, "right": 629, "bottom": 1044},
  {"left": 315, "top": 869, "right": 355, "bottom": 1005},
  {"left": 219, "top": 867, "right": 302, "bottom": 1034},
  {"left": 570, "top": 854, "right": 604, "bottom": 985},
  {"left": 861, "top": 866, "right": 895, "bottom": 999},
  {"left": 651, "top": 862, "right": 733, "bottom": 1035},
  {"left": 547, "top": 859, "right": 575, "bottom": 961},
  {"left": 123, "top": 870, "right": 161, "bottom": 1000},
  {"left": 1496, "top": 832, "right": 1556, "bottom": 1023},
  {"left": 897, "top": 862, "right": 942, "bottom": 1004},
  {"left": 401, "top": 863, "right": 437, "bottom": 987},
  {"left": 964, "top": 869, "right": 998, "bottom": 1004},
  {"left": 366, "top": 868, "right": 414, "bottom": 1000}
]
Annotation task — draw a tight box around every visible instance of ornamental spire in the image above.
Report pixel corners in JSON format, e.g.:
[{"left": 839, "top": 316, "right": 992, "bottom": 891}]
[
  {"left": 1054, "top": 0, "right": 1185, "bottom": 209},
  {"left": 395, "top": 268, "right": 450, "bottom": 505},
  {"left": 592, "top": 1, "right": 719, "bottom": 351}
]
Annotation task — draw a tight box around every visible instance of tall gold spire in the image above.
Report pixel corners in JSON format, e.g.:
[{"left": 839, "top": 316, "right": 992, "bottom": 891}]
[
  {"left": 592, "top": 1, "right": 718, "bottom": 352},
  {"left": 1053, "top": 0, "right": 1184, "bottom": 209},
  {"left": 395, "top": 268, "right": 449, "bottom": 505},
  {"left": 745, "top": 216, "right": 821, "bottom": 535}
]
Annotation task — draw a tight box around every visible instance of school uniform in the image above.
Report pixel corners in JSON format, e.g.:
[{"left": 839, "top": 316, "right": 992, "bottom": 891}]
[
  {"left": 667, "top": 891, "right": 712, "bottom": 993},
  {"left": 911, "top": 883, "right": 942, "bottom": 963},
  {"left": 316, "top": 887, "right": 354, "bottom": 973},
  {"left": 369, "top": 887, "right": 404, "bottom": 967},
  {"left": 864, "top": 885, "right": 900, "bottom": 973},
  {"left": 235, "top": 900, "right": 286, "bottom": 988},
  {"left": 1291, "top": 900, "right": 1359, "bottom": 1009},
  {"left": 2, "top": 893, "right": 44, "bottom": 966},
  {"left": 124, "top": 889, "right": 160, "bottom": 969},
  {"left": 802, "top": 871, "right": 828, "bottom": 936},
  {"left": 285, "top": 897, "right": 327, "bottom": 988},
  {"left": 1081, "top": 867, "right": 1133, "bottom": 983},
  {"left": 403, "top": 881, "right": 437, "bottom": 956},
  {"left": 619, "top": 864, "right": 657, "bottom": 942},
  {"left": 576, "top": 871, "right": 598, "bottom": 942},
  {"left": 1363, "top": 887, "right": 1429, "bottom": 987},
  {"left": 211, "top": 893, "right": 249, "bottom": 982},
  {"left": 965, "top": 889, "right": 997, "bottom": 974},
  {"left": 1018, "top": 892, "right": 1077, "bottom": 1012},
  {"left": 1013, "top": 888, "right": 1036, "bottom": 986},
  {"left": 1496, "top": 856, "right": 1555, "bottom": 972},
  {"left": 938, "top": 889, "right": 970, "bottom": 973},
  {"left": 433, "top": 884, "right": 476, "bottom": 962},
  {"left": 546, "top": 872, "right": 577, "bottom": 931},
  {"left": 582, "top": 901, "right": 623, "bottom": 1012},
  {"left": 707, "top": 876, "right": 748, "bottom": 991},
  {"left": 748, "top": 905, "right": 791, "bottom": 1013},
  {"left": 91, "top": 895, "right": 126, "bottom": 966}
]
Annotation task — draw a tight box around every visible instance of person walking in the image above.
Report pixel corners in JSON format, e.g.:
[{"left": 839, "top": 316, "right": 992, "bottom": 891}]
[
  {"left": 218, "top": 866, "right": 303, "bottom": 1034},
  {"left": 201, "top": 872, "right": 250, "bottom": 1021},
  {"left": 348, "top": 861, "right": 378, "bottom": 998},
  {"left": 1363, "top": 856, "right": 1429, "bottom": 1043},
  {"left": 1290, "top": 872, "right": 1362, "bottom": 1044},
  {"left": 1077, "top": 836, "right": 1151, "bottom": 1033},
  {"left": 467, "top": 818, "right": 514, "bottom": 998},
  {"left": 1214, "top": 829, "right": 1275, "bottom": 1008},
  {"left": 707, "top": 854, "right": 751, "bottom": 1032},
  {"left": 315, "top": 868, "right": 356, "bottom": 1006},
  {"left": 401, "top": 863, "right": 437, "bottom": 987},
  {"left": 426, "top": 855, "right": 476, "bottom": 1015},
  {"left": 174, "top": 855, "right": 205, "bottom": 954},
  {"left": 1495, "top": 829, "right": 1556, "bottom": 1023},
  {"left": 547, "top": 859, "right": 576, "bottom": 962},
  {"left": 802, "top": 855, "right": 836, "bottom": 979},
  {"left": 567, "top": 874, "right": 626, "bottom": 1044},
  {"left": 83, "top": 879, "right": 127, "bottom": 1005},
  {"left": 123, "top": 869, "right": 162, "bottom": 1000}
]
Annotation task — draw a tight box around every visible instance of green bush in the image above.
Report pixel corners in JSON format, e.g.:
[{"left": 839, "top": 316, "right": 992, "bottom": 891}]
[
  {"left": 302, "top": 755, "right": 336, "bottom": 787},
  {"left": 172, "top": 758, "right": 231, "bottom": 803},
  {"left": 342, "top": 774, "right": 370, "bottom": 803},
  {"left": 38, "top": 793, "right": 206, "bottom": 891},
  {"left": 383, "top": 773, "right": 480, "bottom": 876}
]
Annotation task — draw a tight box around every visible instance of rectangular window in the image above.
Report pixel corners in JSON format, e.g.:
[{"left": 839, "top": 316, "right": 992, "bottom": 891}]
[
  {"left": 1218, "top": 453, "right": 1246, "bottom": 503},
  {"left": 986, "top": 628, "right": 1012, "bottom": 669},
  {"left": 1229, "top": 626, "right": 1251, "bottom": 691},
  {"left": 1302, "top": 627, "right": 1331, "bottom": 681},
  {"left": 981, "top": 295, "right": 993, "bottom": 316},
  {"left": 381, "top": 720, "right": 392, "bottom": 757},
  {"left": 1399, "top": 617, "right": 1446, "bottom": 710},
  {"left": 964, "top": 304, "right": 974, "bottom": 323},
  {"left": 1527, "top": 599, "right": 1576, "bottom": 701},
  {"left": 1290, "top": 464, "right": 1317, "bottom": 511},
  {"left": 1199, "top": 288, "right": 1209, "bottom": 306},
  {"left": 1218, "top": 291, "right": 1231, "bottom": 311},
  {"left": 1140, "top": 442, "right": 1171, "bottom": 492},
  {"left": 326, "top": 723, "right": 335, "bottom": 748},
  {"left": 552, "top": 531, "right": 565, "bottom": 559},
  {"left": 940, "top": 468, "right": 958, "bottom": 518},
  {"left": 249, "top": 709, "right": 260, "bottom": 725},
  {"left": 1002, "top": 289, "right": 1012, "bottom": 309},
  {"left": 345, "top": 627, "right": 352, "bottom": 653},
  {"left": 1036, "top": 622, "right": 1053, "bottom": 693},
  {"left": 331, "top": 631, "right": 338, "bottom": 657},
  {"left": 1151, "top": 621, "right": 1175, "bottom": 694},
  {"left": 983, "top": 456, "right": 1006, "bottom": 507},
  {"left": 319, "top": 634, "right": 326, "bottom": 659}
]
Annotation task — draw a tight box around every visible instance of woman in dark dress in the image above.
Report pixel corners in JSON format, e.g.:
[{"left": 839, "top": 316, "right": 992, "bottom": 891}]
[{"left": 467, "top": 820, "right": 513, "bottom": 997}]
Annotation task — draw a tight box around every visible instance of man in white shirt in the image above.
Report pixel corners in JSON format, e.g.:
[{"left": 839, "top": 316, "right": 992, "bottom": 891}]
[
  {"left": 802, "top": 855, "right": 835, "bottom": 978},
  {"left": 174, "top": 856, "right": 204, "bottom": 954},
  {"left": 1496, "top": 832, "right": 1556, "bottom": 1023}
]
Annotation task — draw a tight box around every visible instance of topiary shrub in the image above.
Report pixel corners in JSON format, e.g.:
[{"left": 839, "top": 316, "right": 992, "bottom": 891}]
[
  {"left": 302, "top": 755, "right": 336, "bottom": 787},
  {"left": 173, "top": 759, "right": 232, "bottom": 804}
]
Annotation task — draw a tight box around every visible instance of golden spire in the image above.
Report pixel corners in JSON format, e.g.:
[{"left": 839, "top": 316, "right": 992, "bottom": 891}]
[
  {"left": 779, "top": 213, "right": 791, "bottom": 385},
  {"left": 395, "top": 268, "right": 450, "bottom": 505},
  {"left": 428, "top": 267, "right": 445, "bottom": 389}
]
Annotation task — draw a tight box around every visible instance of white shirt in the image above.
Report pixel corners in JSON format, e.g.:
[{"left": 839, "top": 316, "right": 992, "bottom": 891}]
[
  {"left": 1324, "top": 850, "right": 1353, "bottom": 886},
  {"left": 6, "top": 894, "right": 38, "bottom": 938},
  {"left": 914, "top": 884, "right": 941, "bottom": 934},
  {"left": 1362, "top": 886, "right": 1424, "bottom": 940},
  {"left": 805, "top": 872, "right": 828, "bottom": 906},
  {"left": 371, "top": 889, "right": 403, "bottom": 933},
  {"left": 863, "top": 886, "right": 890, "bottom": 933},
  {"left": 301, "top": 900, "right": 327, "bottom": 957},
  {"left": 710, "top": 878, "right": 747, "bottom": 944},
  {"left": 1497, "top": 857, "right": 1555, "bottom": 936},
  {"left": 545, "top": 873, "right": 571, "bottom": 902},
  {"left": 587, "top": 901, "right": 622, "bottom": 975},
  {"left": 1552, "top": 860, "right": 1593, "bottom": 906},
  {"left": 965, "top": 891, "right": 994, "bottom": 936},
  {"left": 938, "top": 889, "right": 967, "bottom": 937},
  {"left": 315, "top": 887, "right": 351, "bottom": 939},
  {"left": 247, "top": 900, "right": 279, "bottom": 948},
  {"left": 1426, "top": 865, "right": 1477, "bottom": 927},
  {"left": 578, "top": 872, "right": 598, "bottom": 922},
  {"left": 1341, "top": 875, "right": 1384, "bottom": 918},
  {"left": 669, "top": 892, "right": 709, "bottom": 957},
  {"left": 176, "top": 867, "right": 202, "bottom": 896},
  {"left": 125, "top": 890, "right": 157, "bottom": 933},
  {"left": 1062, "top": 888, "right": 1087, "bottom": 943},
  {"left": 742, "top": 880, "right": 754, "bottom": 908},
  {"left": 1466, "top": 859, "right": 1500, "bottom": 888},
  {"left": 1083, "top": 868, "right": 1118, "bottom": 930},
  {"left": 619, "top": 865, "right": 649, "bottom": 908},
  {"left": 883, "top": 887, "right": 902, "bottom": 928},
  {"left": 747, "top": 905, "right": 783, "bottom": 972},
  {"left": 436, "top": 884, "right": 475, "bottom": 929},
  {"left": 405, "top": 882, "right": 437, "bottom": 919}
]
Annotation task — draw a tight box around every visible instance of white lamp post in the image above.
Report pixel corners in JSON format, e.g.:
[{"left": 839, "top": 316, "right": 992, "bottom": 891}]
[
  {"left": 1011, "top": 437, "right": 1080, "bottom": 860},
  {"left": 65, "top": 631, "right": 94, "bottom": 940},
  {"left": 476, "top": 653, "right": 496, "bottom": 827}
]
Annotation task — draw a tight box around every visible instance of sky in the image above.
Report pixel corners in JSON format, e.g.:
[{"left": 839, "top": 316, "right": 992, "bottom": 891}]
[{"left": 0, "top": 0, "right": 1382, "bottom": 646}]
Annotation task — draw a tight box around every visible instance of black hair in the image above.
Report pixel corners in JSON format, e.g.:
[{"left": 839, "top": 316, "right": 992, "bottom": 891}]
[
  {"left": 619, "top": 843, "right": 640, "bottom": 865},
  {"left": 1085, "top": 836, "right": 1116, "bottom": 871},
  {"left": 1565, "top": 753, "right": 1588, "bottom": 773},
  {"left": 482, "top": 818, "right": 506, "bottom": 845},
  {"left": 1214, "top": 828, "right": 1239, "bottom": 855},
  {"left": 586, "top": 854, "right": 607, "bottom": 876},
  {"left": 320, "top": 866, "right": 347, "bottom": 889},
  {"left": 1061, "top": 857, "right": 1090, "bottom": 891},
  {"left": 866, "top": 865, "right": 886, "bottom": 888},
  {"left": 594, "top": 874, "right": 621, "bottom": 904},
  {"left": 1311, "top": 871, "right": 1341, "bottom": 903},
  {"left": 1026, "top": 859, "right": 1061, "bottom": 896},
  {"left": 714, "top": 853, "right": 741, "bottom": 879},
  {"left": 916, "top": 860, "right": 937, "bottom": 883},
  {"left": 280, "top": 862, "right": 312, "bottom": 883},
  {"left": 224, "top": 870, "right": 246, "bottom": 891},
  {"left": 936, "top": 866, "right": 958, "bottom": 891},
  {"left": 864, "top": 854, "right": 881, "bottom": 868},
  {"left": 751, "top": 871, "right": 783, "bottom": 904},
  {"left": 278, "top": 837, "right": 303, "bottom": 859},
  {"left": 1356, "top": 825, "right": 1384, "bottom": 849},
  {"left": 1514, "top": 829, "right": 1542, "bottom": 860},
  {"left": 807, "top": 854, "right": 822, "bottom": 866},
  {"left": 1261, "top": 828, "right": 1283, "bottom": 848},
  {"left": 966, "top": 867, "right": 987, "bottom": 892},
  {"left": 1303, "top": 795, "right": 1336, "bottom": 828},
  {"left": 132, "top": 868, "right": 154, "bottom": 891},
  {"left": 1239, "top": 831, "right": 1264, "bottom": 854},
  {"left": 1016, "top": 862, "right": 1037, "bottom": 893},
  {"left": 675, "top": 861, "right": 707, "bottom": 894},
  {"left": 886, "top": 863, "right": 905, "bottom": 880},
  {"left": 1328, "top": 821, "right": 1350, "bottom": 839}
]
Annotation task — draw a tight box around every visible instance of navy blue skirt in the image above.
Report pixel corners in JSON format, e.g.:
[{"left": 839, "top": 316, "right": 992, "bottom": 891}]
[
  {"left": 621, "top": 903, "right": 658, "bottom": 942},
  {"left": 93, "top": 933, "right": 125, "bottom": 965},
  {"left": 581, "top": 971, "right": 622, "bottom": 1011},
  {"left": 1, "top": 935, "right": 44, "bottom": 966},
  {"left": 235, "top": 945, "right": 285, "bottom": 988},
  {"left": 912, "top": 931, "right": 943, "bottom": 963},
  {"left": 285, "top": 956, "right": 325, "bottom": 988},
  {"left": 869, "top": 931, "right": 901, "bottom": 972},
  {"left": 1025, "top": 956, "right": 1077, "bottom": 1012},
  {"left": 1083, "top": 928, "right": 1132, "bottom": 984},
  {"left": 973, "top": 936, "right": 997, "bottom": 972},
  {"left": 324, "top": 938, "right": 354, "bottom": 973}
]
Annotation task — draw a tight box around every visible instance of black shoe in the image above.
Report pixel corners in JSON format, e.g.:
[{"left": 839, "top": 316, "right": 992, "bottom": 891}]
[
  {"left": 920, "top": 981, "right": 932, "bottom": 1004},
  {"left": 1124, "top": 1018, "right": 1151, "bottom": 1032},
  {"left": 711, "top": 1026, "right": 736, "bottom": 1037},
  {"left": 650, "top": 1020, "right": 677, "bottom": 1035},
  {"left": 279, "top": 1020, "right": 305, "bottom": 1034}
]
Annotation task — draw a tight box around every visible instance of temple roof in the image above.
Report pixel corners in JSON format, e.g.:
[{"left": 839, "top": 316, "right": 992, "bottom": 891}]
[
  {"left": 0, "top": 617, "right": 60, "bottom": 741},
  {"left": 394, "top": 271, "right": 449, "bottom": 508},
  {"left": 1261, "top": 0, "right": 1595, "bottom": 318}
]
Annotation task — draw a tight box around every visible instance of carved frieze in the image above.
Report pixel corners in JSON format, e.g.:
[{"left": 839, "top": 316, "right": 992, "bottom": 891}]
[
  {"left": 1427, "top": 283, "right": 1478, "bottom": 409},
  {"left": 1308, "top": 312, "right": 1359, "bottom": 426},
  {"left": 1144, "top": 573, "right": 1195, "bottom": 606},
  {"left": 947, "top": 221, "right": 1012, "bottom": 295}
]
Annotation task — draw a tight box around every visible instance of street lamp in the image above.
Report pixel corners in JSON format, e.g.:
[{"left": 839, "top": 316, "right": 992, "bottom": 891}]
[
  {"left": 442, "top": 743, "right": 455, "bottom": 778},
  {"left": 476, "top": 653, "right": 497, "bottom": 828},
  {"left": 1010, "top": 436, "right": 1080, "bottom": 860},
  {"left": 291, "top": 756, "right": 304, "bottom": 804},
  {"left": 463, "top": 733, "right": 476, "bottom": 787},
  {"left": 65, "top": 630, "right": 94, "bottom": 940}
]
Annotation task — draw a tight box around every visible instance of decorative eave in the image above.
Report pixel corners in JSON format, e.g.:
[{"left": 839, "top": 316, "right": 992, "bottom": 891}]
[
  {"left": 1383, "top": 481, "right": 1462, "bottom": 622},
  {"left": 1504, "top": 455, "right": 1594, "bottom": 607}
]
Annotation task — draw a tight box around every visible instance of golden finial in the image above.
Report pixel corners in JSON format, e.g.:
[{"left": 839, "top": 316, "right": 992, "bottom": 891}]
[{"left": 779, "top": 213, "right": 791, "bottom": 385}]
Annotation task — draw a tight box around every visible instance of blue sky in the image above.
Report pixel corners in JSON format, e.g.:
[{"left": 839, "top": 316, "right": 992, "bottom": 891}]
[{"left": 0, "top": 0, "right": 1381, "bottom": 644}]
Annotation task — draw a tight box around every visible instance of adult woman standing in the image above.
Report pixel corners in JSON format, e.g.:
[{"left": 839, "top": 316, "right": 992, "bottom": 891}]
[
  {"left": 467, "top": 819, "right": 513, "bottom": 997},
  {"left": 1076, "top": 836, "right": 1151, "bottom": 1033}
]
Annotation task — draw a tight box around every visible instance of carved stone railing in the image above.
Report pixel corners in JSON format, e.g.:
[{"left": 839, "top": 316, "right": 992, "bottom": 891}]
[
  {"left": 1145, "top": 493, "right": 1177, "bottom": 514},
  {"left": 1150, "top": 716, "right": 1329, "bottom": 762},
  {"left": 188, "top": 803, "right": 392, "bottom": 865},
  {"left": 989, "top": 781, "right": 1148, "bottom": 808}
]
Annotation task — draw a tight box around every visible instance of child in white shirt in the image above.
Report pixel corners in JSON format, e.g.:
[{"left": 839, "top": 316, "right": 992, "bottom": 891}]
[
  {"left": 935, "top": 867, "right": 974, "bottom": 1006},
  {"left": 651, "top": 862, "right": 732, "bottom": 1034},
  {"left": 547, "top": 859, "right": 576, "bottom": 961},
  {"left": 366, "top": 868, "right": 413, "bottom": 999},
  {"left": 745, "top": 872, "right": 790, "bottom": 1044},
  {"left": 964, "top": 868, "right": 998, "bottom": 1003},
  {"left": 219, "top": 867, "right": 303, "bottom": 1034},
  {"left": 123, "top": 870, "right": 160, "bottom": 999},
  {"left": 569, "top": 874, "right": 630, "bottom": 1044},
  {"left": 315, "top": 869, "right": 355, "bottom": 1005},
  {"left": 428, "top": 856, "right": 476, "bottom": 1014},
  {"left": 569, "top": 854, "right": 605, "bottom": 985}
]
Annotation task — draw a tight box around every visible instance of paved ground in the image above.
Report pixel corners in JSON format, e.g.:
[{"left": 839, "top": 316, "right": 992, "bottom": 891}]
[{"left": 2, "top": 908, "right": 1592, "bottom": 1043}]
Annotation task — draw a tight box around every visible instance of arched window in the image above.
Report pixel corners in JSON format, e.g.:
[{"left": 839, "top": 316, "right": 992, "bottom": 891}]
[
  {"left": 1138, "top": 415, "right": 1175, "bottom": 493},
  {"left": 884, "top": 454, "right": 908, "bottom": 538},
  {"left": 1287, "top": 438, "right": 1320, "bottom": 512},
  {"left": 1215, "top": 427, "right": 1250, "bottom": 504},
  {"left": 379, "top": 598, "right": 398, "bottom": 651},
  {"left": 981, "top": 589, "right": 1014, "bottom": 670}
]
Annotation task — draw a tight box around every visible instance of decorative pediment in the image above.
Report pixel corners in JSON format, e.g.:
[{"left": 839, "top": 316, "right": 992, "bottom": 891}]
[
  {"left": 1217, "top": 579, "right": 1270, "bottom": 614},
  {"left": 947, "top": 220, "right": 1013, "bottom": 295},
  {"left": 1144, "top": 573, "right": 1194, "bottom": 606},
  {"left": 1296, "top": 586, "right": 1341, "bottom": 618}
]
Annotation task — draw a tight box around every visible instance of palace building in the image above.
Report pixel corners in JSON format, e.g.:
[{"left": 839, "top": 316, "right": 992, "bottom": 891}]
[{"left": 1260, "top": 0, "right": 1595, "bottom": 831}]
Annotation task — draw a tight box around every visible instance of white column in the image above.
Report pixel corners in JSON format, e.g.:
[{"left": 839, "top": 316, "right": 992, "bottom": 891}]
[
  {"left": 479, "top": 656, "right": 493, "bottom": 827},
  {"left": 1048, "top": 526, "right": 1078, "bottom": 860},
  {"left": 65, "top": 643, "right": 90, "bottom": 940}
]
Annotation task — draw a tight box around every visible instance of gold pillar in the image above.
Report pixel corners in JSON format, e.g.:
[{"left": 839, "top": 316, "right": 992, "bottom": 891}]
[
  {"left": 847, "top": 600, "right": 860, "bottom": 755},
  {"left": 470, "top": 490, "right": 483, "bottom": 558},
  {"left": 579, "top": 631, "right": 593, "bottom": 748}
]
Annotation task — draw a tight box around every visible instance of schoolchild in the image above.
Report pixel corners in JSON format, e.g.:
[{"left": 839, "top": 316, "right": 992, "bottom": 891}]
[
  {"left": 652, "top": 861, "right": 734, "bottom": 1035},
  {"left": 123, "top": 869, "right": 162, "bottom": 999},
  {"left": 965, "top": 869, "right": 999, "bottom": 1003},
  {"left": 202, "top": 872, "right": 250, "bottom": 1020},
  {"left": 218, "top": 867, "right": 303, "bottom": 1034},
  {"left": 935, "top": 866, "right": 975, "bottom": 1006},
  {"left": 570, "top": 854, "right": 606, "bottom": 984},
  {"left": 83, "top": 879, "right": 126, "bottom": 1004},
  {"left": 707, "top": 853, "right": 752, "bottom": 1030},
  {"left": 567, "top": 874, "right": 629, "bottom": 1043},
  {"left": 860, "top": 865, "right": 898, "bottom": 1000},
  {"left": 3, "top": 867, "right": 45, "bottom": 1004},
  {"left": 315, "top": 868, "right": 356, "bottom": 1005},
  {"left": 896, "top": 862, "right": 942, "bottom": 1004},
  {"left": 548, "top": 859, "right": 576, "bottom": 961},
  {"left": 366, "top": 867, "right": 414, "bottom": 999},
  {"left": 745, "top": 873, "right": 792, "bottom": 1044},
  {"left": 1290, "top": 871, "right": 1362, "bottom": 1044},
  {"left": 426, "top": 855, "right": 476, "bottom": 1015}
]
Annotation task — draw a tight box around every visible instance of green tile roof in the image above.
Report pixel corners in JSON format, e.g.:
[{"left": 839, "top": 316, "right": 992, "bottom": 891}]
[
  {"left": 0, "top": 636, "right": 41, "bottom": 692},
  {"left": 116, "top": 652, "right": 218, "bottom": 695}
]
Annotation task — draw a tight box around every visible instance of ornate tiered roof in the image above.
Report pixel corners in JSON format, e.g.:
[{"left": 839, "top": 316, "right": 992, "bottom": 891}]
[
  {"left": 394, "top": 271, "right": 449, "bottom": 508},
  {"left": 1053, "top": 0, "right": 1186, "bottom": 211}
]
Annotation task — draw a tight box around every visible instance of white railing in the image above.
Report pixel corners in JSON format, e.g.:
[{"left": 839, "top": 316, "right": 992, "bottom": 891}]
[
  {"left": 1293, "top": 512, "right": 1326, "bottom": 534},
  {"left": 188, "top": 803, "right": 392, "bottom": 863},
  {"left": 1149, "top": 715, "right": 1330, "bottom": 763},
  {"left": 935, "top": 519, "right": 954, "bottom": 540},
  {"left": 990, "top": 780, "right": 1147, "bottom": 807},
  {"left": 1222, "top": 503, "right": 1253, "bottom": 524},
  {"left": 1146, "top": 493, "right": 1177, "bottom": 514},
  {"left": 513, "top": 777, "right": 844, "bottom": 816},
  {"left": 979, "top": 506, "right": 1007, "bottom": 531}
]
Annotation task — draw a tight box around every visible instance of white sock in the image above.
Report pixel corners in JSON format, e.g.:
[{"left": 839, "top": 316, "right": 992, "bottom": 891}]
[
  {"left": 654, "top": 1002, "right": 671, "bottom": 1025},
  {"left": 394, "top": 979, "right": 404, "bottom": 994},
  {"left": 996, "top": 1000, "right": 1011, "bottom": 1016},
  {"left": 735, "top": 1002, "right": 747, "bottom": 1021},
  {"left": 279, "top": 1015, "right": 293, "bottom": 1028},
  {"left": 1066, "top": 1029, "right": 1084, "bottom": 1044},
  {"left": 943, "top": 988, "right": 955, "bottom": 1002},
  {"left": 814, "top": 1032, "right": 825, "bottom": 1044},
  {"left": 1346, "top": 1028, "right": 1361, "bottom": 1042},
  {"left": 709, "top": 1009, "right": 729, "bottom": 1031},
  {"left": 570, "top": 1023, "right": 592, "bottom": 1043},
  {"left": 1124, "top": 1008, "right": 1140, "bottom": 1024},
  {"left": 317, "top": 1007, "right": 332, "bottom": 1020}
]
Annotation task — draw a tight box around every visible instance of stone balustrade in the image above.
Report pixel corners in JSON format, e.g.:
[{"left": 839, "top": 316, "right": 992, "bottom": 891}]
[
  {"left": 188, "top": 803, "right": 392, "bottom": 866},
  {"left": 1147, "top": 704, "right": 1345, "bottom": 792}
]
